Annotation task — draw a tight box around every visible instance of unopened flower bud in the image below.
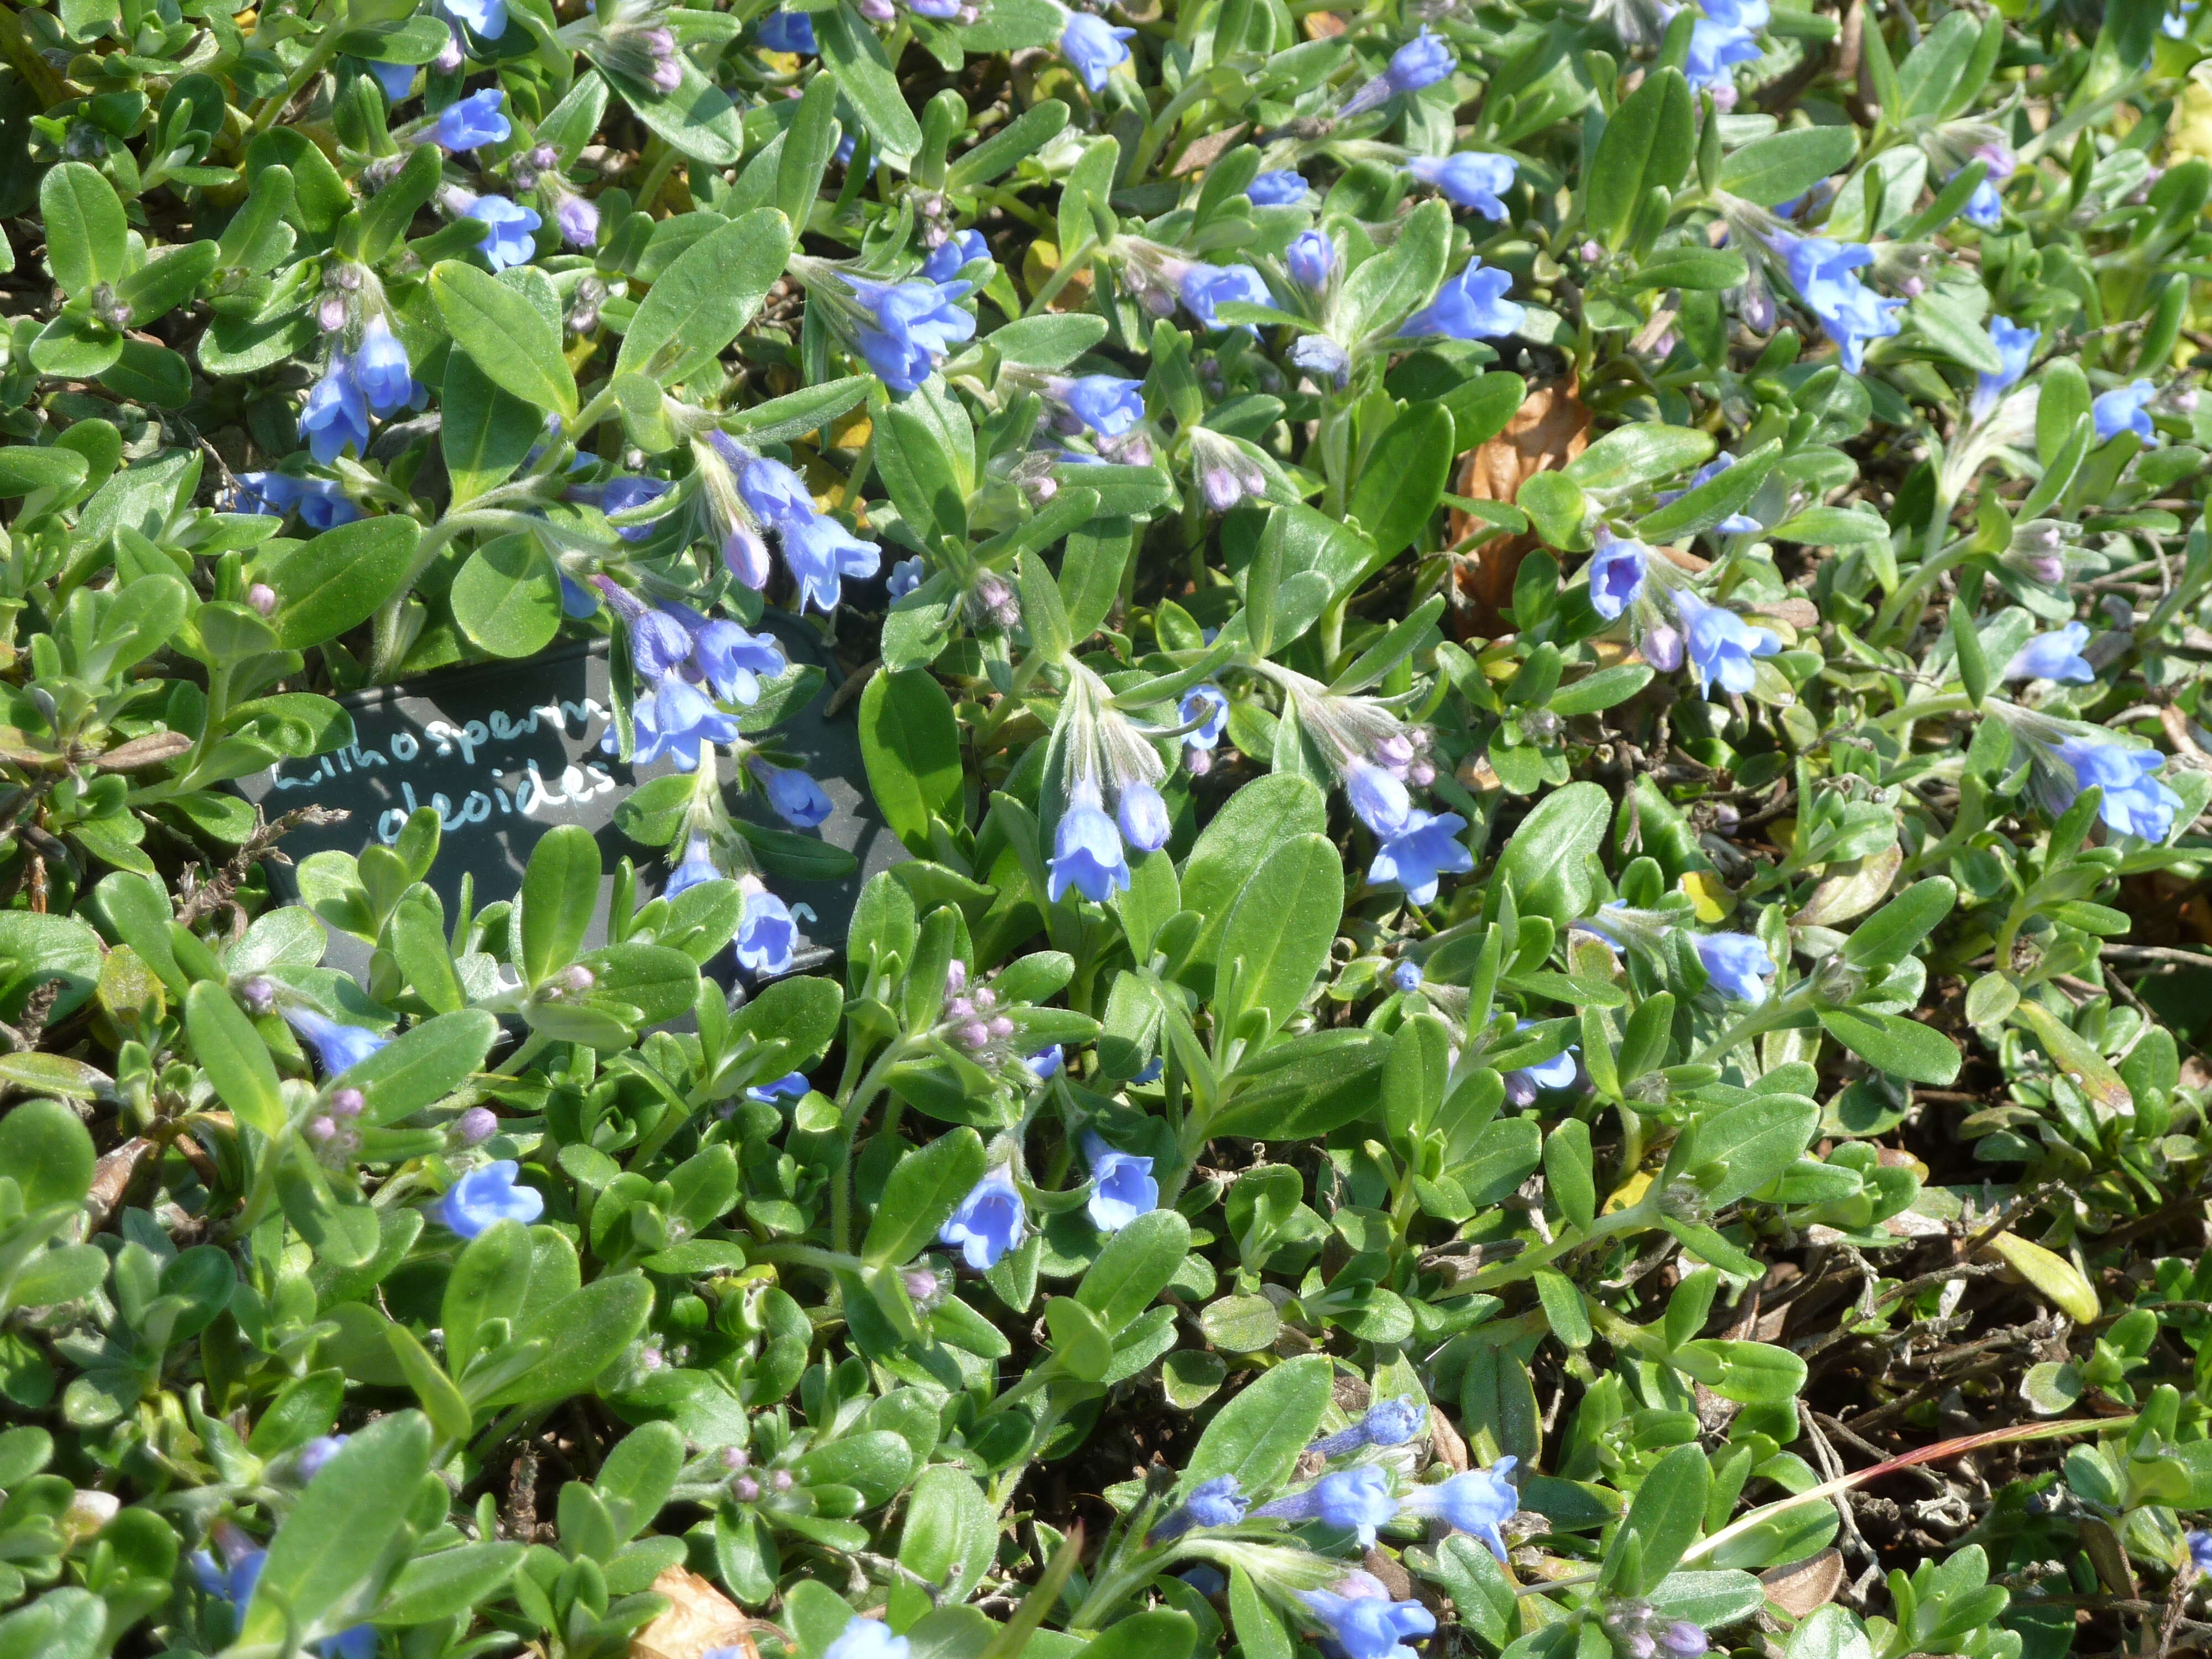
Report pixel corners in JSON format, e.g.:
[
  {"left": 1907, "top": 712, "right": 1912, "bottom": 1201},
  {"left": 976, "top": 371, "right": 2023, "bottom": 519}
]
[
  {"left": 733, "top": 1474, "right": 760, "bottom": 1501},
  {"left": 436, "top": 28, "right": 465, "bottom": 70},
  {"left": 945, "top": 961, "right": 968, "bottom": 994},
  {"left": 319, "top": 294, "right": 348, "bottom": 332},
  {"left": 639, "top": 1345, "right": 663, "bottom": 1371},
  {"left": 958, "top": 1020, "right": 991, "bottom": 1049},
  {"left": 307, "top": 1115, "right": 338, "bottom": 1145},
  {"left": 329, "top": 1087, "right": 366, "bottom": 1118},
  {"left": 561, "top": 965, "right": 596, "bottom": 993},
  {"left": 721, "top": 1446, "right": 750, "bottom": 1470},
  {"left": 770, "top": 1469, "right": 793, "bottom": 1491},
  {"left": 247, "top": 583, "right": 278, "bottom": 615},
  {"left": 988, "top": 1015, "right": 1014, "bottom": 1040},
  {"left": 971, "top": 987, "right": 997, "bottom": 1013},
  {"left": 239, "top": 976, "right": 278, "bottom": 1016},
  {"left": 455, "top": 1106, "right": 498, "bottom": 1146}
]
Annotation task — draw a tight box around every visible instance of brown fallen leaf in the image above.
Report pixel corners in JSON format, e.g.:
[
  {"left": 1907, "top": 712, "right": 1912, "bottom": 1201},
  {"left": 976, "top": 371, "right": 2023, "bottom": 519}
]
[
  {"left": 1428, "top": 1405, "right": 1470, "bottom": 1474},
  {"left": 1761, "top": 1548, "right": 1845, "bottom": 1616},
  {"left": 630, "top": 1567, "right": 775, "bottom": 1659},
  {"left": 1449, "top": 378, "right": 1590, "bottom": 638},
  {"left": 86, "top": 1138, "right": 157, "bottom": 1232}
]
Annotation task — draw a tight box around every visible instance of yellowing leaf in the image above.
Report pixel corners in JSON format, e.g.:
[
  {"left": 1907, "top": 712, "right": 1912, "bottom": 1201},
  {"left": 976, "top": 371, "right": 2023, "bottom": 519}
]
[
  {"left": 1679, "top": 870, "right": 1736, "bottom": 922},
  {"left": 1984, "top": 1230, "right": 2100, "bottom": 1323}
]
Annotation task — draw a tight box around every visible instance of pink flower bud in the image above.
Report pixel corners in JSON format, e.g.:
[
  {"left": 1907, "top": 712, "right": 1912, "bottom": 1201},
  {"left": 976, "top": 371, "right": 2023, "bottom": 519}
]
[
  {"left": 247, "top": 583, "right": 278, "bottom": 615},
  {"left": 330, "top": 1087, "right": 366, "bottom": 1118}
]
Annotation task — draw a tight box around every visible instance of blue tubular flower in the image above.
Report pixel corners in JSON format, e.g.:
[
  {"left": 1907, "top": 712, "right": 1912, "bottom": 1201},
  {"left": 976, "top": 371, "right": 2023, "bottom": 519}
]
[
  {"left": 757, "top": 763, "right": 833, "bottom": 827},
  {"left": 1693, "top": 932, "right": 1776, "bottom": 1005},
  {"left": 823, "top": 1616, "right": 910, "bottom": 1659},
  {"left": 783, "top": 512, "right": 882, "bottom": 612},
  {"left": 922, "top": 229, "right": 988, "bottom": 281},
  {"left": 686, "top": 615, "right": 786, "bottom": 704},
  {"left": 1178, "top": 262, "right": 1270, "bottom": 328},
  {"left": 1181, "top": 684, "right": 1230, "bottom": 748},
  {"left": 629, "top": 606, "right": 694, "bottom": 681},
  {"left": 664, "top": 834, "right": 723, "bottom": 896},
  {"left": 1345, "top": 759, "right": 1412, "bottom": 838},
  {"left": 888, "top": 556, "right": 924, "bottom": 601},
  {"left": 737, "top": 879, "right": 799, "bottom": 974},
  {"left": 1341, "top": 27, "right": 1455, "bottom": 114},
  {"left": 1775, "top": 234, "right": 1901, "bottom": 372},
  {"left": 466, "top": 195, "right": 540, "bottom": 270},
  {"left": 747, "top": 1071, "right": 810, "bottom": 1103},
  {"left": 1408, "top": 151, "right": 1517, "bottom": 219},
  {"left": 1248, "top": 169, "right": 1310, "bottom": 205},
  {"left": 757, "top": 7, "right": 816, "bottom": 51},
  {"left": 438, "top": 1160, "right": 545, "bottom": 1238},
  {"left": 1255, "top": 1465, "right": 1401, "bottom": 1546},
  {"left": 844, "top": 276, "right": 976, "bottom": 393},
  {"left": 601, "top": 474, "right": 674, "bottom": 540},
  {"left": 1061, "top": 12, "right": 1136, "bottom": 91},
  {"left": 1972, "top": 317, "right": 2037, "bottom": 421},
  {"left": 1048, "top": 785, "right": 1132, "bottom": 902},
  {"left": 1674, "top": 589, "right": 1781, "bottom": 697},
  {"left": 738, "top": 452, "right": 816, "bottom": 524},
  {"left": 2190, "top": 1529, "right": 2212, "bottom": 1571},
  {"left": 430, "top": 87, "right": 509, "bottom": 149},
  {"left": 940, "top": 1165, "right": 1025, "bottom": 1270},
  {"left": 294, "top": 479, "right": 363, "bottom": 530},
  {"left": 2052, "top": 736, "right": 2184, "bottom": 841},
  {"left": 1389, "top": 959, "right": 1423, "bottom": 992},
  {"left": 1958, "top": 173, "right": 2003, "bottom": 229},
  {"left": 1311, "top": 1396, "right": 1427, "bottom": 1457},
  {"left": 2004, "top": 622, "right": 2094, "bottom": 685},
  {"left": 1287, "top": 230, "right": 1336, "bottom": 290},
  {"left": 634, "top": 679, "right": 744, "bottom": 771},
  {"left": 448, "top": 0, "right": 507, "bottom": 38},
  {"left": 1399, "top": 1456, "right": 1519, "bottom": 1562},
  {"left": 1404, "top": 260, "right": 1525, "bottom": 340},
  {"left": 1684, "top": 18, "right": 1762, "bottom": 90},
  {"left": 301, "top": 363, "right": 371, "bottom": 463},
  {"left": 1061, "top": 374, "right": 1146, "bottom": 436},
  {"left": 1586, "top": 538, "right": 1649, "bottom": 619},
  {"left": 282, "top": 1006, "right": 389, "bottom": 1074},
  {"left": 367, "top": 59, "right": 416, "bottom": 102},
  {"left": 560, "top": 576, "right": 598, "bottom": 618},
  {"left": 227, "top": 472, "right": 303, "bottom": 517},
  {"left": 1369, "top": 808, "right": 1472, "bottom": 905},
  {"left": 1149, "top": 1474, "right": 1248, "bottom": 1542},
  {"left": 1116, "top": 781, "right": 1171, "bottom": 853},
  {"left": 1028, "top": 1045, "right": 1064, "bottom": 1081},
  {"left": 2093, "top": 379, "right": 2158, "bottom": 445},
  {"left": 1081, "top": 1131, "right": 1157, "bottom": 1232},
  {"left": 352, "top": 316, "right": 417, "bottom": 415},
  {"left": 1298, "top": 1580, "right": 1437, "bottom": 1659}
]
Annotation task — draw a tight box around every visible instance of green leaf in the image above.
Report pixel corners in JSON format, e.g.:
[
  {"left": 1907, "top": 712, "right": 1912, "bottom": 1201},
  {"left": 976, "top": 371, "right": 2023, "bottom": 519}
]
[
  {"left": 451, "top": 534, "right": 561, "bottom": 658},
  {"left": 0, "top": 1099, "right": 95, "bottom": 1210},
  {"left": 862, "top": 1129, "right": 987, "bottom": 1267},
  {"left": 374, "top": 1542, "right": 524, "bottom": 1626},
  {"left": 264, "top": 515, "right": 423, "bottom": 651},
  {"left": 1841, "top": 878, "right": 1955, "bottom": 969},
  {"left": 386, "top": 1323, "right": 472, "bottom": 1442},
  {"left": 39, "top": 163, "right": 126, "bottom": 298},
  {"left": 1215, "top": 833, "right": 1343, "bottom": 1037},
  {"left": 1588, "top": 68, "right": 1693, "bottom": 248},
  {"left": 345, "top": 1010, "right": 498, "bottom": 1126},
  {"left": 1182, "top": 1353, "right": 1332, "bottom": 1498},
  {"left": 1715, "top": 126, "right": 1858, "bottom": 206},
  {"left": 1690, "top": 1092, "right": 1819, "bottom": 1207},
  {"left": 1347, "top": 402, "right": 1454, "bottom": 559},
  {"left": 1983, "top": 1230, "right": 2100, "bottom": 1323},
  {"left": 1619, "top": 1444, "right": 1712, "bottom": 1591},
  {"left": 477, "top": 1273, "right": 653, "bottom": 1407},
  {"left": 592, "top": 57, "right": 745, "bottom": 165},
  {"left": 859, "top": 668, "right": 964, "bottom": 854},
  {"left": 430, "top": 259, "right": 577, "bottom": 420},
  {"left": 616, "top": 208, "right": 793, "bottom": 387},
  {"left": 442, "top": 350, "right": 539, "bottom": 505},
  {"left": 2010, "top": 1000, "right": 2132, "bottom": 1113},
  {"left": 0, "top": 446, "right": 89, "bottom": 499},
  {"left": 239, "top": 1411, "right": 432, "bottom": 1645},
  {"left": 1817, "top": 1008, "right": 1961, "bottom": 1085},
  {"left": 815, "top": 3, "right": 922, "bottom": 161},
  {"left": 1563, "top": 424, "right": 1716, "bottom": 492},
  {"left": 520, "top": 824, "right": 601, "bottom": 988},
  {"left": 1075, "top": 1209, "right": 1192, "bottom": 1334},
  {"left": 185, "top": 981, "right": 286, "bottom": 1137},
  {"left": 444, "top": 1220, "right": 535, "bottom": 1380},
  {"left": 1495, "top": 780, "right": 1610, "bottom": 925}
]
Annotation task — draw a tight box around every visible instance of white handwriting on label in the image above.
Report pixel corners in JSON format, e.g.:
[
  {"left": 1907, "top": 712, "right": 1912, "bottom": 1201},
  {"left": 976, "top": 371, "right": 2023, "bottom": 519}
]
[{"left": 264, "top": 697, "right": 616, "bottom": 846}]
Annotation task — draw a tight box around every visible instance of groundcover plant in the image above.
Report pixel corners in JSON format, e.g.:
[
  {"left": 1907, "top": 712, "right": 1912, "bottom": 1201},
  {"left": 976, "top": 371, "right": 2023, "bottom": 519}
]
[{"left": 3, "top": 0, "right": 2212, "bottom": 1653}]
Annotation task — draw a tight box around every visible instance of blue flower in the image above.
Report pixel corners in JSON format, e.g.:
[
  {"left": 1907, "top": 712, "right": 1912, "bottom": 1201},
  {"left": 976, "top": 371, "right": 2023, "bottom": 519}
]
[
  {"left": 1150, "top": 1474, "right": 1248, "bottom": 1542},
  {"left": 1693, "top": 932, "right": 1775, "bottom": 1004},
  {"left": 1311, "top": 1395, "right": 1427, "bottom": 1457},
  {"left": 352, "top": 316, "right": 417, "bottom": 415},
  {"left": 2051, "top": 736, "right": 2184, "bottom": 842},
  {"left": 823, "top": 1618, "right": 910, "bottom": 1659},
  {"left": 1586, "top": 538, "right": 1648, "bottom": 619},
  {"left": 782, "top": 511, "right": 882, "bottom": 612},
  {"left": 295, "top": 1434, "right": 348, "bottom": 1479},
  {"left": 1389, "top": 959, "right": 1423, "bottom": 992},
  {"left": 1344, "top": 758, "right": 1412, "bottom": 838},
  {"left": 438, "top": 1160, "right": 545, "bottom": 1238},
  {"left": 1298, "top": 1580, "right": 1437, "bottom": 1659},
  {"left": 747, "top": 1071, "right": 811, "bottom": 1103},
  {"left": 367, "top": 59, "right": 416, "bottom": 102},
  {"left": 1028, "top": 1045, "right": 1064, "bottom": 1081},
  {"left": 2093, "top": 379, "right": 2158, "bottom": 445},
  {"left": 738, "top": 452, "right": 816, "bottom": 524},
  {"left": 1408, "top": 151, "right": 1517, "bottom": 219},
  {"left": 1082, "top": 1131, "right": 1157, "bottom": 1231},
  {"left": 431, "top": 87, "right": 509, "bottom": 150},
  {"left": 1061, "top": 12, "right": 1135, "bottom": 91},
  {"left": 560, "top": 576, "right": 598, "bottom": 618},
  {"left": 630, "top": 607, "right": 695, "bottom": 681},
  {"left": 2004, "top": 622, "right": 2094, "bottom": 685},
  {"left": 1972, "top": 317, "right": 2037, "bottom": 421},
  {"left": 1178, "top": 262, "right": 1270, "bottom": 328},
  {"left": 1131, "top": 1057, "right": 1164, "bottom": 1083},
  {"left": 1958, "top": 173, "right": 2003, "bottom": 229},
  {"left": 634, "top": 678, "right": 743, "bottom": 771},
  {"left": 232, "top": 473, "right": 363, "bottom": 529},
  {"left": 665, "top": 835, "right": 723, "bottom": 896},
  {"left": 1507, "top": 1019, "right": 1578, "bottom": 1097},
  {"left": 301, "top": 363, "right": 371, "bottom": 464},
  {"left": 1404, "top": 260, "right": 1525, "bottom": 340},
  {"left": 684, "top": 613, "right": 786, "bottom": 703},
  {"left": 1400, "top": 1456, "right": 1519, "bottom": 1561},
  {"left": 1287, "top": 230, "right": 1336, "bottom": 290},
  {"left": 1775, "top": 234, "right": 1901, "bottom": 372},
  {"left": 1674, "top": 589, "right": 1782, "bottom": 698},
  {"left": 888, "top": 556, "right": 925, "bottom": 601},
  {"left": 1048, "top": 789, "right": 1132, "bottom": 902},
  {"left": 1685, "top": 17, "right": 1762, "bottom": 89},
  {"left": 1116, "top": 781, "right": 1171, "bottom": 852},
  {"left": 2190, "top": 1528, "right": 2212, "bottom": 1570},
  {"left": 757, "top": 763, "right": 832, "bottom": 827},
  {"left": 1369, "top": 808, "right": 1472, "bottom": 905},
  {"left": 1062, "top": 374, "right": 1146, "bottom": 436},
  {"left": 922, "top": 229, "right": 988, "bottom": 281},
  {"left": 1256, "top": 1464, "right": 1400, "bottom": 1545},
  {"left": 844, "top": 276, "right": 976, "bottom": 393},
  {"left": 1248, "top": 169, "right": 1310, "bottom": 205},
  {"left": 1655, "top": 455, "right": 1762, "bottom": 534},
  {"left": 601, "top": 474, "right": 674, "bottom": 540},
  {"left": 282, "top": 1006, "right": 389, "bottom": 1074},
  {"left": 448, "top": 0, "right": 507, "bottom": 38},
  {"left": 737, "top": 881, "right": 799, "bottom": 974},
  {"left": 1343, "top": 27, "right": 1455, "bottom": 113},
  {"left": 466, "top": 195, "right": 540, "bottom": 270},
  {"left": 756, "top": 7, "right": 816, "bottom": 51},
  {"left": 1181, "top": 684, "right": 1230, "bottom": 748},
  {"left": 940, "top": 1165, "right": 1026, "bottom": 1270}
]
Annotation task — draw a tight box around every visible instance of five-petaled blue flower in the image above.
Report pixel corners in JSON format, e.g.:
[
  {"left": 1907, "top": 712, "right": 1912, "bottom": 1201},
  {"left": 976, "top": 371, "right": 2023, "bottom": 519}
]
[
  {"left": 352, "top": 316, "right": 418, "bottom": 415},
  {"left": 1369, "top": 808, "right": 1472, "bottom": 905},
  {"left": 634, "top": 678, "right": 744, "bottom": 771},
  {"left": 1287, "top": 230, "right": 1336, "bottom": 290},
  {"left": 1343, "top": 27, "right": 1455, "bottom": 114},
  {"left": 439, "top": 1160, "right": 545, "bottom": 1238},
  {"left": 448, "top": 0, "right": 507, "bottom": 38},
  {"left": 2004, "top": 622, "right": 2094, "bottom": 685},
  {"left": 1685, "top": 17, "right": 1762, "bottom": 90},
  {"left": 1178, "top": 262, "right": 1270, "bottom": 328},
  {"left": 1082, "top": 1131, "right": 1157, "bottom": 1232},
  {"left": 1404, "top": 260, "right": 1525, "bottom": 340},
  {"left": 757, "top": 763, "right": 833, "bottom": 827},
  {"left": 367, "top": 59, "right": 416, "bottom": 103},
  {"left": 1060, "top": 12, "right": 1135, "bottom": 91},
  {"left": 1116, "top": 781, "right": 1171, "bottom": 852},
  {"left": 431, "top": 87, "right": 509, "bottom": 150},
  {"left": 756, "top": 7, "right": 816, "bottom": 52},
  {"left": 1311, "top": 1395, "right": 1427, "bottom": 1457},
  {"left": 1693, "top": 932, "right": 1776, "bottom": 1005},
  {"left": 1247, "top": 169, "right": 1310, "bottom": 206},
  {"left": 1150, "top": 1474, "right": 1248, "bottom": 1542},
  {"left": 940, "top": 1165, "right": 1026, "bottom": 1270},
  {"left": 1675, "top": 589, "right": 1782, "bottom": 698},
  {"left": 737, "top": 880, "right": 799, "bottom": 974},
  {"left": 922, "top": 229, "right": 988, "bottom": 282},
  {"left": 1256, "top": 1464, "right": 1401, "bottom": 1545},
  {"left": 1408, "top": 151, "right": 1517, "bottom": 220},
  {"left": 301, "top": 363, "right": 371, "bottom": 464},
  {"left": 1389, "top": 959, "right": 1423, "bottom": 993},
  {"left": 1344, "top": 758, "right": 1412, "bottom": 839},
  {"left": 1774, "top": 233, "right": 1902, "bottom": 373},
  {"left": 466, "top": 195, "right": 540, "bottom": 270},
  {"left": 844, "top": 275, "right": 976, "bottom": 394},
  {"left": 1048, "top": 787, "right": 1131, "bottom": 902},
  {"left": 2047, "top": 735, "right": 2184, "bottom": 842},
  {"left": 1061, "top": 374, "right": 1146, "bottom": 436},
  {"left": 1400, "top": 1455, "right": 1520, "bottom": 1561},
  {"left": 1299, "top": 1580, "right": 1437, "bottom": 1659},
  {"left": 1181, "top": 683, "right": 1229, "bottom": 748},
  {"left": 2093, "top": 379, "right": 2158, "bottom": 445},
  {"left": 665, "top": 834, "right": 723, "bottom": 896},
  {"left": 1587, "top": 538, "right": 1648, "bottom": 619}
]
